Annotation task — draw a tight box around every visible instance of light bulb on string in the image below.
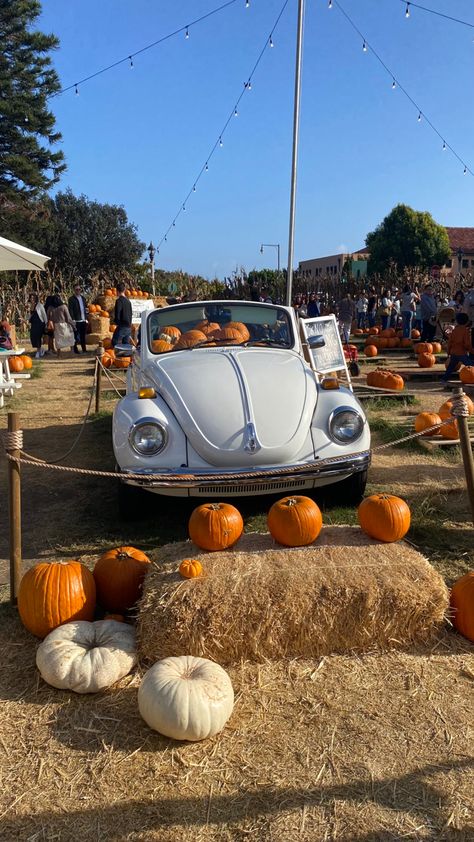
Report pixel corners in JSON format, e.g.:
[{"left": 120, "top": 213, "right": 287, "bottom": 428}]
[
  {"left": 193, "top": 185, "right": 196, "bottom": 192},
  {"left": 442, "top": 141, "right": 447, "bottom": 151},
  {"left": 219, "top": 137, "right": 223, "bottom": 147},
  {"left": 392, "top": 79, "right": 396, "bottom": 89},
  {"left": 269, "top": 35, "right": 274, "bottom": 47},
  {"left": 417, "top": 112, "right": 421, "bottom": 122},
  {"left": 247, "top": 80, "right": 252, "bottom": 91},
  {"left": 362, "top": 40, "right": 367, "bottom": 52},
  {"left": 234, "top": 107, "right": 238, "bottom": 117},
  {"left": 182, "top": 204, "right": 186, "bottom": 211},
  {"left": 75, "top": 83, "right": 79, "bottom": 95},
  {"left": 185, "top": 26, "right": 189, "bottom": 39},
  {"left": 205, "top": 162, "right": 209, "bottom": 171},
  {"left": 464, "top": 166, "right": 467, "bottom": 175},
  {"left": 164, "top": 236, "right": 167, "bottom": 242},
  {"left": 129, "top": 56, "right": 134, "bottom": 68},
  {"left": 405, "top": 3, "right": 410, "bottom": 18},
  {"left": 328, "top": 0, "right": 332, "bottom": 7},
  {"left": 172, "top": 221, "right": 176, "bottom": 227},
  {"left": 245, "top": 0, "right": 250, "bottom": 7}
]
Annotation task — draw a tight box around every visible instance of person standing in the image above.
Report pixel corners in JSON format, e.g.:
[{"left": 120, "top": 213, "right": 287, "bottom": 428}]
[
  {"left": 29, "top": 293, "right": 47, "bottom": 358},
  {"left": 390, "top": 289, "right": 401, "bottom": 329},
  {"left": 307, "top": 293, "right": 320, "bottom": 318},
  {"left": 47, "top": 294, "right": 76, "bottom": 357},
  {"left": 355, "top": 291, "right": 368, "bottom": 329},
  {"left": 367, "top": 287, "right": 378, "bottom": 328},
  {"left": 337, "top": 293, "right": 355, "bottom": 343},
  {"left": 420, "top": 284, "right": 438, "bottom": 342},
  {"left": 378, "top": 289, "right": 392, "bottom": 331},
  {"left": 68, "top": 284, "right": 88, "bottom": 354},
  {"left": 112, "top": 282, "right": 133, "bottom": 346},
  {"left": 400, "top": 284, "right": 417, "bottom": 339},
  {"left": 442, "top": 313, "right": 473, "bottom": 380}
]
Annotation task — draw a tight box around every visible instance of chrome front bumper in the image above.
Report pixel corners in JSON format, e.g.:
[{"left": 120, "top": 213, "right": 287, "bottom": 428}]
[{"left": 119, "top": 450, "right": 371, "bottom": 490}]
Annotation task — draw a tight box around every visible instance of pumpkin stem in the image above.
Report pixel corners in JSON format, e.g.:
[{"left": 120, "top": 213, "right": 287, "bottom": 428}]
[
  {"left": 286, "top": 498, "right": 298, "bottom": 507},
  {"left": 209, "top": 504, "right": 222, "bottom": 510}
]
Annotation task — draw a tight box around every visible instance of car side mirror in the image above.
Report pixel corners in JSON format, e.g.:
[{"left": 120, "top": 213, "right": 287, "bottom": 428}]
[
  {"left": 308, "top": 335, "right": 325, "bottom": 349},
  {"left": 115, "top": 343, "right": 135, "bottom": 357}
]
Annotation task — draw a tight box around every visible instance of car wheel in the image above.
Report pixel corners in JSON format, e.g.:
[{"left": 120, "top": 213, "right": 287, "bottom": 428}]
[
  {"left": 118, "top": 480, "right": 146, "bottom": 520},
  {"left": 318, "top": 470, "right": 368, "bottom": 508}
]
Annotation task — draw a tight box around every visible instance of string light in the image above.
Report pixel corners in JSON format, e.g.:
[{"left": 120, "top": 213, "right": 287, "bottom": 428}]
[
  {"left": 464, "top": 166, "right": 467, "bottom": 174},
  {"left": 245, "top": 0, "right": 250, "bottom": 7},
  {"left": 129, "top": 56, "right": 134, "bottom": 68},
  {"left": 396, "top": 0, "right": 474, "bottom": 30},
  {"left": 75, "top": 83, "right": 79, "bottom": 95},
  {"left": 328, "top": 0, "right": 333, "bottom": 7},
  {"left": 153, "top": 0, "right": 291, "bottom": 253},
  {"left": 331, "top": 0, "right": 473, "bottom": 178},
  {"left": 50, "top": 0, "right": 243, "bottom": 99},
  {"left": 405, "top": 3, "right": 410, "bottom": 18},
  {"left": 185, "top": 26, "right": 189, "bottom": 39},
  {"left": 362, "top": 40, "right": 367, "bottom": 52}
]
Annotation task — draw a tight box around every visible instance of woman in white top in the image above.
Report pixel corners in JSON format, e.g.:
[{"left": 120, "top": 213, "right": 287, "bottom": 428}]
[
  {"left": 355, "top": 292, "right": 368, "bottom": 329},
  {"left": 400, "top": 284, "right": 418, "bottom": 338}
]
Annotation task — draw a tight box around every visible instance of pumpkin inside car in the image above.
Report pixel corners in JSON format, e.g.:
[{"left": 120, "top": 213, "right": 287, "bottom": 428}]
[{"left": 112, "top": 301, "right": 371, "bottom": 514}]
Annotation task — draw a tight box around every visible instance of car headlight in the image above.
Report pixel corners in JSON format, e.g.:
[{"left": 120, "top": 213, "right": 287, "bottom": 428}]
[
  {"left": 129, "top": 420, "right": 168, "bottom": 455},
  {"left": 329, "top": 407, "right": 364, "bottom": 444}
]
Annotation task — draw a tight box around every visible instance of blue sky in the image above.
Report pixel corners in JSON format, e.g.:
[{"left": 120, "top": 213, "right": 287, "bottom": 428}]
[{"left": 40, "top": 0, "right": 474, "bottom": 278}]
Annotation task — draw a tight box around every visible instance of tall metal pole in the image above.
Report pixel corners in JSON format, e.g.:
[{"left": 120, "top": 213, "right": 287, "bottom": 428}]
[
  {"left": 277, "top": 243, "right": 280, "bottom": 273},
  {"left": 285, "top": 0, "right": 305, "bottom": 306}
]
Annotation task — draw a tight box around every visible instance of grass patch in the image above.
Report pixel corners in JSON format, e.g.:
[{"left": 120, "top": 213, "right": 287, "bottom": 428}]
[
  {"left": 359, "top": 395, "right": 419, "bottom": 409},
  {"left": 368, "top": 417, "right": 423, "bottom": 452},
  {"left": 30, "top": 361, "right": 43, "bottom": 379}
]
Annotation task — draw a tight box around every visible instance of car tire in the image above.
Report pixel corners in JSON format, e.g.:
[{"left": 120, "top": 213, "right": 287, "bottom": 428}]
[
  {"left": 319, "top": 469, "right": 368, "bottom": 508},
  {"left": 118, "top": 480, "right": 146, "bottom": 521}
]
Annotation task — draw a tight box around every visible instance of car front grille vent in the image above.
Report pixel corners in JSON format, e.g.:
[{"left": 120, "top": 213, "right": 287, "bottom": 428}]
[{"left": 197, "top": 479, "right": 308, "bottom": 494}]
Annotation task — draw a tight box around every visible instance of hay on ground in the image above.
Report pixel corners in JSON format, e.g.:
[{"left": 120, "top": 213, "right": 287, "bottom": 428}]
[{"left": 137, "top": 527, "right": 449, "bottom": 665}]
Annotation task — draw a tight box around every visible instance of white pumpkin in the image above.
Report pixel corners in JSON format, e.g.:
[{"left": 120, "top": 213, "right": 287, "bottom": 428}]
[
  {"left": 36, "top": 620, "right": 137, "bottom": 694},
  {"left": 138, "top": 655, "right": 234, "bottom": 741}
]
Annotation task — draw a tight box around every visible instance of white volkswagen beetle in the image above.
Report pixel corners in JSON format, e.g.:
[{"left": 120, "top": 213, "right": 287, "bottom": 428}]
[{"left": 112, "top": 301, "right": 370, "bottom": 510}]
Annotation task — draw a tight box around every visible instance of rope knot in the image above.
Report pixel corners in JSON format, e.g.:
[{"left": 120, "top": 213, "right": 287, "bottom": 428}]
[
  {"left": 450, "top": 392, "right": 470, "bottom": 418},
  {"left": 3, "top": 430, "right": 24, "bottom": 451}
]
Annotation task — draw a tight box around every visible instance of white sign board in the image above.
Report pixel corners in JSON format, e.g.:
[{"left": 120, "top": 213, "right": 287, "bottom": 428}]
[
  {"left": 301, "top": 315, "right": 348, "bottom": 375},
  {"left": 130, "top": 298, "right": 155, "bottom": 325}
]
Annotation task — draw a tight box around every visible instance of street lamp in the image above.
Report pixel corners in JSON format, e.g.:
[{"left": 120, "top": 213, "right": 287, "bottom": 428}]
[
  {"left": 147, "top": 242, "right": 156, "bottom": 296},
  {"left": 260, "top": 243, "right": 281, "bottom": 272},
  {"left": 457, "top": 246, "right": 464, "bottom": 275}
]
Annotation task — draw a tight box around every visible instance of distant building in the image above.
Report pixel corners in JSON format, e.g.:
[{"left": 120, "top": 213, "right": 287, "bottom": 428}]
[
  {"left": 444, "top": 227, "right": 474, "bottom": 276},
  {"left": 298, "top": 248, "right": 370, "bottom": 284}
]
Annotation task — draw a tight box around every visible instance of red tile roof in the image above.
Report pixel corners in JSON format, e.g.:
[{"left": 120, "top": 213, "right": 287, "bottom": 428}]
[{"left": 446, "top": 227, "right": 474, "bottom": 252}]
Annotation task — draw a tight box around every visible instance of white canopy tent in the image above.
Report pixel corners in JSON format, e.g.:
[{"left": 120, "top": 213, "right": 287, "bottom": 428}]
[{"left": 0, "top": 235, "right": 50, "bottom": 271}]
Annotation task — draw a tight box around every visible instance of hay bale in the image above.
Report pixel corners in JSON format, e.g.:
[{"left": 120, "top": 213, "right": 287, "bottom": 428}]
[
  {"left": 88, "top": 315, "right": 110, "bottom": 336},
  {"left": 137, "top": 527, "right": 449, "bottom": 665},
  {"left": 85, "top": 332, "right": 106, "bottom": 346}
]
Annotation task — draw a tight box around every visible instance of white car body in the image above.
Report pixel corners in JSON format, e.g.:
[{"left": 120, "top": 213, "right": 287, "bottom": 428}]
[{"left": 112, "top": 301, "right": 370, "bottom": 498}]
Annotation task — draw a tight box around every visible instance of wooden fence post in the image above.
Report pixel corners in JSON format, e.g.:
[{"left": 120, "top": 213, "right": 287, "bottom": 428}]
[
  {"left": 95, "top": 342, "right": 104, "bottom": 414},
  {"left": 454, "top": 386, "right": 474, "bottom": 526},
  {"left": 7, "top": 411, "right": 22, "bottom": 604}
]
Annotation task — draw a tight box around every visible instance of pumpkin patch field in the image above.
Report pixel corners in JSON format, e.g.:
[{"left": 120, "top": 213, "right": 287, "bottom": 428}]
[{"left": 0, "top": 355, "right": 473, "bottom": 840}]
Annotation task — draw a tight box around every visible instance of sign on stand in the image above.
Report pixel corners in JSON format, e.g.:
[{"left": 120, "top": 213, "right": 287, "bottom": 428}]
[
  {"left": 130, "top": 298, "right": 155, "bottom": 325},
  {"left": 300, "top": 314, "right": 352, "bottom": 388}
]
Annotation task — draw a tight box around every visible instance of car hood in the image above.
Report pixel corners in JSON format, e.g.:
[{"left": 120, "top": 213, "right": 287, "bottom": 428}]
[{"left": 147, "top": 348, "right": 317, "bottom": 466}]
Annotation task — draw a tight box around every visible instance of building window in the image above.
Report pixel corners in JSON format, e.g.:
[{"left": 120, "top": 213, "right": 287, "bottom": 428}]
[{"left": 462, "top": 259, "right": 468, "bottom": 268}]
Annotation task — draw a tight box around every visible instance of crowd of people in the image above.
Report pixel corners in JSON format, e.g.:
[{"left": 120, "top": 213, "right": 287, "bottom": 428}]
[{"left": 22, "top": 282, "right": 134, "bottom": 358}]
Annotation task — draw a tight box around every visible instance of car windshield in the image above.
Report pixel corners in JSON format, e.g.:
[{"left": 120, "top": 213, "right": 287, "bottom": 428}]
[{"left": 147, "top": 302, "right": 294, "bottom": 354}]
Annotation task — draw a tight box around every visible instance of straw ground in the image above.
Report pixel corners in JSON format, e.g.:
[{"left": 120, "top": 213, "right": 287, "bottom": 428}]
[{"left": 0, "top": 353, "right": 473, "bottom": 839}]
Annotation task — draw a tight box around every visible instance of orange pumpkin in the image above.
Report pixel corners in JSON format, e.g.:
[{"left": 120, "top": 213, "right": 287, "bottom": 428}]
[
  {"left": 19, "top": 355, "right": 33, "bottom": 370},
  {"left": 93, "top": 546, "right": 151, "bottom": 613},
  {"left": 368, "top": 327, "right": 379, "bottom": 335},
  {"left": 411, "top": 329, "right": 421, "bottom": 339},
  {"left": 152, "top": 339, "right": 173, "bottom": 353},
  {"left": 215, "top": 327, "right": 244, "bottom": 345},
  {"left": 9, "top": 356, "right": 24, "bottom": 373},
  {"left": 418, "top": 353, "right": 436, "bottom": 368},
  {"left": 267, "top": 495, "right": 322, "bottom": 547},
  {"left": 226, "top": 321, "right": 250, "bottom": 342},
  {"left": 189, "top": 502, "right": 243, "bottom": 551},
  {"left": 358, "top": 494, "right": 411, "bottom": 543},
  {"left": 113, "top": 357, "right": 131, "bottom": 369},
  {"left": 160, "top": 326, "right": 181, "bottom": 342},
  {"left": 100, "top": 310, "right": 110, "bottom": 319},
  {"left": 101, "top": 352, "right": 113, "bottom": 368},
  {"left": 195, "top": 321, "right": 221, "bottom": 337},
  {"left": 102, "top": 337, "right": 113, "bottom": 350},
  {"left": 414, "top": 412, "right": 442, "bottom": 436},
  {"left": 18, "top": 561, "right": 96, "bottom": 638},
  {"left": 353, "top": 329, "right": 364, "bottom": 336},
  {"left": 431, "top": 342, "right": 442, "bottom": 354},
  {"left": 179, "top": 559, "right": 204, "bottom": 579},
  {"left": 174, "top": 330, "right": 207, "bottom": 350},
  {"left": 105, "top": 288, "right": 114, "bottom": 296},
  {"left": 364, "top": 345, "right": 378, "bottom": 357},
  {"left": 440, "top": 419, "right": 459, "bottom": 440},
  {"left": 400, "top": 338, "right": 412, "bottom": 348},
  {"left": 450, "top": 571, "right": 474, "bottom": 642},
  {"left": 380, "top": 328, "right": 396, "bottom": 338},
  {"left": 377, "top": 338, "right": 389, "bottom": 349},
  {"left": 414, "top": 342, "right": 433, "bottom": 355},
  {"left": 459, "top": 366, "right": 474, "bottom": 384}
]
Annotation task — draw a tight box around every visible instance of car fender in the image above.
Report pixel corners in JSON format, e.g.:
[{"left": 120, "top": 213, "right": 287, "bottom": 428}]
[
  {"left": 113, "top": 394, "right": 187, "bottom": 471},
  {"left": 310, "top": 385, "right": 370, "bottom": 460}
]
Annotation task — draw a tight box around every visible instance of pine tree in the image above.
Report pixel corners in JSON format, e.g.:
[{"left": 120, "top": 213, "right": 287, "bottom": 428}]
[{"left": 0, "top": 0, "right": 66, "bottom": 204}]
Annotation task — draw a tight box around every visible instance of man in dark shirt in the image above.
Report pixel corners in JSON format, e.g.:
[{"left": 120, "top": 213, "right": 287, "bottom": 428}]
[{"left": 112, "top": 282, "right": 133, "bottom": 347}]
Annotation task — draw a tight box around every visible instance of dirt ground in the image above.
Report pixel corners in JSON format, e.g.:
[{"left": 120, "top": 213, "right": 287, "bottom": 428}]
[{"left": 0, "top": 350, "right": 473, "bottom": 840}]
